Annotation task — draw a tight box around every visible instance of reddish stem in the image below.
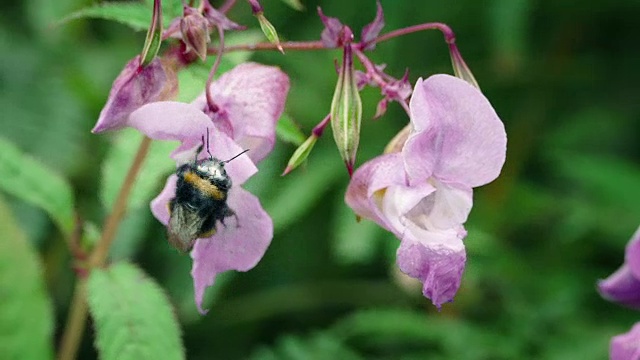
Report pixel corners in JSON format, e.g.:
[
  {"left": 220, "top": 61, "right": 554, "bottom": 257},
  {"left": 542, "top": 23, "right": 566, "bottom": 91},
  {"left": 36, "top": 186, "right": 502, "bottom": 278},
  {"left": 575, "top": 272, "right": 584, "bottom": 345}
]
[
  {"left": 205, "top": 25, "right": 224, "bottom": 113},
  {"left": 362, "top": 22, "right": 456, "bottom": 50},
  {"left": 207, "top": 22, "right": 457, "bottom": 55},
  {"left": 219, "top": 0, "right": 238, "bottom": 13},
  {"left": 353, "top": 49, "right": 387, "bottom": 88},
  {"left": 209, "top": 40, "right": 326, "bottom": 54}
]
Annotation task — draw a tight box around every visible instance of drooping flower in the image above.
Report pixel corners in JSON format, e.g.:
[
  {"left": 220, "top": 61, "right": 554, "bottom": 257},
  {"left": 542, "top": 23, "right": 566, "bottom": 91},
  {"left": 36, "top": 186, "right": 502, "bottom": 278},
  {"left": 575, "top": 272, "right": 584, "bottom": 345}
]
[
  {"left": 121, "top": 63, "right": 289, "bottom": 313},
  {"left": 345, "top": 74, "right": 507, "bottom": 308},
  {"left": 599, "top": 226, "right": 640, "bottom": 309},
  {"left": 610, "top": 322, "right": 640, "bottom": 360},
  {"left": 92, "top": 56, "right": 178, "bottom": 133}
]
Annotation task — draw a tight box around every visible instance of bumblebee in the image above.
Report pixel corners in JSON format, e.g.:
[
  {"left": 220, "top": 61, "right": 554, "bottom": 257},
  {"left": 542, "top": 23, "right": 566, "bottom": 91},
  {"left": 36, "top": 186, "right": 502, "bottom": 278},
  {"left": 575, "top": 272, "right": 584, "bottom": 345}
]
[{"left": 167, "top": 134, "right": 248, "bottom": 252}]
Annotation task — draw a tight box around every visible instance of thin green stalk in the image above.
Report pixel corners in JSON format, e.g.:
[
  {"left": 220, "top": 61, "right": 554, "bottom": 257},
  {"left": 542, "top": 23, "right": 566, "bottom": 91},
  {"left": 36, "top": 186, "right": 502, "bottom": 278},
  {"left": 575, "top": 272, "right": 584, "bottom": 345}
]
[{"left": 57, "top": 136, "right": 152, "bottom": 360}]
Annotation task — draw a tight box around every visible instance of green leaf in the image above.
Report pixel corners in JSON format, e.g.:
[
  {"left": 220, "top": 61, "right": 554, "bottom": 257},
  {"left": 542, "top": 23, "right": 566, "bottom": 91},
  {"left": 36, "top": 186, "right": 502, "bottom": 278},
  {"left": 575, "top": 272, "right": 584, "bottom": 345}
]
[
  {"left": 0, "top": 195, "right": 54, "bottom": 360},
  {"left": 331, "top": 308, "right": 518, "bottom": 359},
  {"left": 101, "top": 129, "right": 177, "bottom": 211},
  {"left": 0, "top": 137, "right": 75, "bottom": 235},
  {"left": 276, "top": 114, "right": 306, "bottom": 146},
  {"left": 59, "top": 0, "right": 183, "bottom": 32},
  {"left": 553, "top": 152, "right": 640, "bottom": 211},
  {"left": 87, "top": 262, "right": 184, "bottom": 360},
  {"left": 250, "top": 332, "right": 361, "bottom": 360}
]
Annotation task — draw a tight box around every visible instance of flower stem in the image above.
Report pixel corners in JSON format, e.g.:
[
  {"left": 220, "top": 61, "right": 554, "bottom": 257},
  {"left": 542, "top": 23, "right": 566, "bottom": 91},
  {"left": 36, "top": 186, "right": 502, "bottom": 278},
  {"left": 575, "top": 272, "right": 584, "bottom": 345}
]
[
  {"left": 209, "top": 40, "right": 326, "bottom": 54},
  {"left": 205, "top": 25, "right": 224, "bottom": 113},
  {"left": 57, "top": 136, "right": 152, "bottom": 360},
  {"left": 210, "top": 23, "right": 456, "bottom": 54},
  {"left": 363, "top": 22, "right": 456, "bottom": 49},
  {"left": 353, "top": 49, "right": 387, "bottom": 87},
  {"left": 57, "top": 280, "right": 88, "bottom": 360},
  {"left": 89, "top": 136, "right": 152, "bottom": 267},
  {"left": 219, "top": 0, "right": 238, "bottom": 13},
  {"left": 353, "top": 48, "right": 411, "bottom": 117}
]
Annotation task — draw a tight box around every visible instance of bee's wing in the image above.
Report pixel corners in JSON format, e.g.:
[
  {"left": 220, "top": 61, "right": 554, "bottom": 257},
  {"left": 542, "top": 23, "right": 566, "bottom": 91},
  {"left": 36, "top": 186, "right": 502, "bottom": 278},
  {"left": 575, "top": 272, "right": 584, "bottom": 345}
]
[{"left": 168, "top": 204, "right": 205, "bottom": 252}]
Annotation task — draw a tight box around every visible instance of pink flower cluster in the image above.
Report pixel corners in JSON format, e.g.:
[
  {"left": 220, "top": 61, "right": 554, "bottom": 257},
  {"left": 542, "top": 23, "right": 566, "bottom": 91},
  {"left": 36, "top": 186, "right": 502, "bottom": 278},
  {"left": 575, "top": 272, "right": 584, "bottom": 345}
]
[
  {"left": 93, "top": 0, "right": 508, "bottom": 314},
  {"left": 347, "top": 75, "right": 506, "bottom": 308},
  {"left": 95, "top": 62, "right": 289, "bottom": 313}
]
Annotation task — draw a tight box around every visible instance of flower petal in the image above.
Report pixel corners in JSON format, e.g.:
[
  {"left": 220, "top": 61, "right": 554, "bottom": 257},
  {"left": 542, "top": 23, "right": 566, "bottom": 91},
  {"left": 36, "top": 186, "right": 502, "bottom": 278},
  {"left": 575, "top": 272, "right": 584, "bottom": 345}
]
[
  {"left": 190, "top": 187, "right": 273, "bottom": 314},
  {"left": 192, "top": 63, "right": 290, "bottom": 164},
  {"left": 381, "top": 182, "right": 435, "bottom": 234},
  {"left": 345, "top": 153, "right": 407, "bottom": 229},
  {"left": 625, "top": 226, "right": 640, "bottom": 279},
  {"left": 611, "top": 322, "right": 640, "bottom": 360},
  {"left": 402, "top": 109, "right": 438, "bottom": 184},
  {"left": 317, "top": 7, "right": 343, "bottom": 48},
  {"left": 396, "top": 227, "right": 466, "bottom": 308},
  {"left": 93, "top": 56, "right": 178, "bottom": 133},
  {"left": 360, "top": 0, "right": 384, "bottom": 50},
  {"left": 150, "top": 174, "right": 177, "bottom": 225},
  {"left": 404, "top": 75, "right": 506, "bottom": 188},
  {"left": 598, "top": 264, "right": 640, "bottom": 309},
  {"left": 128, "top": 101, "right": 211, "bottom": 142},
  {"left": 129, "top": 101, "right": 257, "bottom": 184},
  {"left": 404, "top": 180, "right": 473, "bottom": 231}
]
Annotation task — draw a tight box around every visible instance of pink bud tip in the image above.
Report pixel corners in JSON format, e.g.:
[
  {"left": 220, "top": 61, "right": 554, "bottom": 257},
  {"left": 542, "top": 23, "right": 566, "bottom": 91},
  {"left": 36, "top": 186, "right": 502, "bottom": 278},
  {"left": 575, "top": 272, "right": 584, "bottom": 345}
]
[{"left": 281, "top": 165, "right": 294, "bottom": 176}]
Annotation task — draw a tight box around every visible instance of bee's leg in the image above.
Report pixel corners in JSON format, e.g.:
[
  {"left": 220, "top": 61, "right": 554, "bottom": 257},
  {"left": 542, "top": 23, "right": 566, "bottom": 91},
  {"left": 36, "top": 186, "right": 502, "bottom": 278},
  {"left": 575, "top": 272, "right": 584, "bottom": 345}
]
[
  {"left": 198, "top": 212, "right": 217, "bottom": 238},
  {"left": 220, "top": 207, "right": 239, "bottom": 229}
]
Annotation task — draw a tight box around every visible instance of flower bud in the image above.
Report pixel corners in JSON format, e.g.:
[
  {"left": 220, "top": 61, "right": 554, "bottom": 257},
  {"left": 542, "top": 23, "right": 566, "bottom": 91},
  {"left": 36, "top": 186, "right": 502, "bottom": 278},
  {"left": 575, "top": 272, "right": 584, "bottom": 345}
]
[
  {"left": 282, "top": 134, "right": 318, "bottom": 176},
  {"left": 180, "top": 6, "right": 210, "bottom": 61},
  {"left": 140, "top": 0, "right": 163, "bottom": 66},
  {"left": 449, "top": 43, "right": 480, "bottom": 89},
  {"left": 255, "top": 12, "right": 284, "bottom": 54},
  {"left": 373, "top": 98, "right": 388, "bottom": 119},
  {"left": 330, "top": 27, "right": 361, "bottom": 176}
]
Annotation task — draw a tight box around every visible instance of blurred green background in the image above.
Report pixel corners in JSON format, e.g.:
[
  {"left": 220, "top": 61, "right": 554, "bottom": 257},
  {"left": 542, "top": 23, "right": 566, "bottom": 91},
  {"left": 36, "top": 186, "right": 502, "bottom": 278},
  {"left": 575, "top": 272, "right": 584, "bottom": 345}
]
[{"left": 1, "top": 0, "right": 639, "bottom": 359}]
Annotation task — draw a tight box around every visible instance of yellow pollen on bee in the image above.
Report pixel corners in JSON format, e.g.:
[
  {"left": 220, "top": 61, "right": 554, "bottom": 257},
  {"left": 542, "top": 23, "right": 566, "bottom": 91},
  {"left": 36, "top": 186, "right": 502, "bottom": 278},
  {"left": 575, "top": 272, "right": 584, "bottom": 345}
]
[
  {"left": 199, "top": 228, "right": 217, "bottom": 238},
  {"left": 184, "top": 171, "right": 225, "bottom": 200}
]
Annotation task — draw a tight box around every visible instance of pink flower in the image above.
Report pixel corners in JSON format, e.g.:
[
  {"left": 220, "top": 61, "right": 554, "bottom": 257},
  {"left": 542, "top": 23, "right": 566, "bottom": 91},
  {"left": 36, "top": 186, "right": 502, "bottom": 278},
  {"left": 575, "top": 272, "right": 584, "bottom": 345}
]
[
  {"left": 92, "top": 56, "right": 178, "bottom": 133},
  {"left": 611, "top": 322, "right": 640, "bottom": 360},
  {"left": 346, "top": 74, "right": 507, "bottom": 308},
  {"left": 599, "top": 226, "right": 640, "bottom": 309},
  {"left": 190, "top": 62, "right": 290, "bottom": 164},
  {"left": 123, "top": 62, "right": 289, "bottom": 313}
]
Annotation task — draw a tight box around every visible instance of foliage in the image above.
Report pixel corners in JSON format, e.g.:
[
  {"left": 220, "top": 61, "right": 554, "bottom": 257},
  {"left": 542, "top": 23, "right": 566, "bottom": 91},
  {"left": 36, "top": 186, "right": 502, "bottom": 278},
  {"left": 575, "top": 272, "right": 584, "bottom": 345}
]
[
  {"left": 0, "top": 195, "right": 54, "bottom": 360},
  {"left": 87, "top": 262, "right": 184, "bottom": 360}
]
